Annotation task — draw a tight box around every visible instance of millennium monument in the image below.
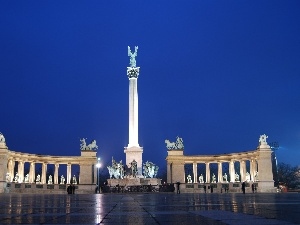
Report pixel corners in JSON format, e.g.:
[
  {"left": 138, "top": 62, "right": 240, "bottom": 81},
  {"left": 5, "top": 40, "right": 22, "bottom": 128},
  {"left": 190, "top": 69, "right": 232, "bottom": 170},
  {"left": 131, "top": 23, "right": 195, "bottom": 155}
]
[
  {"left": 106, "top": 47, "right": 160, "bottom": 188},
  {"left": 124, "top": 46, "right": 143, "bottom": 176}
]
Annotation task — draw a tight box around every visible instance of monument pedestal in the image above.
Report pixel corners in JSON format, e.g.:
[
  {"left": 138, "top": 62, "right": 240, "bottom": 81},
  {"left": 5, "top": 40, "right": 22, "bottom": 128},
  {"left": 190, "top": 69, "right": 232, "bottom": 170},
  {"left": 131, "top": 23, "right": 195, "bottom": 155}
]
[
  {"left": 124, "top": 146, "right": 143, "bottom": 177},
  {"left": 80, "top": 150, "right": 97, "bottom": 184},
  {"left": 256, "top": 143, "right": 275, "bottom": 192},
  {"left": 107, "top": 177, "right": 161, "bottom": 187}
]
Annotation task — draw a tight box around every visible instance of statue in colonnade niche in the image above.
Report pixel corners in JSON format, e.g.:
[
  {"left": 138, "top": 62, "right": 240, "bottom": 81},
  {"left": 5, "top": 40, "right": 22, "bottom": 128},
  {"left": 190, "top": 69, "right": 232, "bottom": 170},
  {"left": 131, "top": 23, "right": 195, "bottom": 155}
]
[
  {"left": 6, "top": 173, "right": 11, "bottom": 182},
  {"left": 235, "top": 173, "right": 240, "bottom": 182},
  {"left": 223, "top": 173, "right": 228, "bottom": 182},
  {"left": 199, "top": 174, "right": 204, "bottom": 183},
  {"left": 36, "top": 174, "right": 41, "bottom": 183},
  {"left": 254, "top": 171, "right": 259, "bottom": 181},
  {"left": 187, "top": 174, "right": 192, "bottom": 183},
  {"left": 143, "top": 161, "right": 159, "bottom": 178},
  {"left": 60, "top": 175, "right": 65, "bottom": 184},
  {"left": 48, "top": 175, "right": 53, "bottom": 184},
  {"left": 24, "top": 174, "right": 29, "bottom": 183},
  {"left": 80, "top": 138, "right": 98, "bottom": 151},
  {"left": 245, "top": 172, "right": 250, "bottom": 182},
  {"left": 107, "top": 158, "right": 124, "bottom": 179},
  {"left": 211, "top": 173, "right": 216, "bottom": 183},
  {"left": 165, "top": 136, "right": 184, "bottom": 150},
  {"left": 72, "top": 175, "right": 77, "bottom": 184},
  {"left": 14, "top": 172, "right": 19, "bottom": 182}
]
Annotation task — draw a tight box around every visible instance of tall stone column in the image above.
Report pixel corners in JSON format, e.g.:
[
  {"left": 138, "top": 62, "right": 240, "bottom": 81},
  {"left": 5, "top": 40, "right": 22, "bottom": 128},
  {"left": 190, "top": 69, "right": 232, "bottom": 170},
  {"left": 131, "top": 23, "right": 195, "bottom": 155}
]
[
  {"left": 7, "top": 159, "right": 14, "bottom": 182},
  {"left": 240, "top": 160, "right": 246, "bottom": 182},
  {"left": 18, "top": 161, "right": 24, "bottom": 183},
  {"left": 167, "top": 162, "right": 172, "bottom": 183},
  {"left": 193, "top": 163, "right": 197, "bottom": 183},
  {"left": 250, "top": 159, "right": 256, "bottom": 182},
  {"left": 29, "top": 162, "right": 35, "bottom": 183},
  {"left": 67, "top": 164, "right": 71, "bottom": 184},
  {"left": 124, "top": 46, "right": 143, "bottom": 176},
  {"left": 54, "top": 164, "right": 59, "bottom": 184},
  {"left": 229, "top": 160, "right": 235, "bottom": 182},
  {"left": 218, "top": 162, "right": 223, "bottom": 183},
  {"left": 41, "top": 163, "right": 47, "bottom": 184},
  {"left": 205, "top": 162, "right": 210, "bottom": 183}
]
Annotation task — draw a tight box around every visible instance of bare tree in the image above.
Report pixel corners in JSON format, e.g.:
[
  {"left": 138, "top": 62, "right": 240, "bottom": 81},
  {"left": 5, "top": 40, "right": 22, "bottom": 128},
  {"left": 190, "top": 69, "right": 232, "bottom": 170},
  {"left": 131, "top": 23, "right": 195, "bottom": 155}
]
[{"left": 277, "top": 163, "right": 300, "bottom": 189}]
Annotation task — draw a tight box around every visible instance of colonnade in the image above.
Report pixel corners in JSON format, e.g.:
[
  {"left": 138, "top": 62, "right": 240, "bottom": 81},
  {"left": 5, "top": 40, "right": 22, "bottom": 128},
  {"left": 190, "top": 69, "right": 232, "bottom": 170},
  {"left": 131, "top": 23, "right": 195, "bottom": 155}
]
[
  {"left": 7, "top": 159, "right": 75, "bottom": 184},
  {"left": 189, "top": 158, "right": 258, "bottom": 184},
  {"left": 166, "top": 138, "right": 275, "bottom": 192},
  {"left": 1, "top": 149, "right": 97, "bottom": 186}
]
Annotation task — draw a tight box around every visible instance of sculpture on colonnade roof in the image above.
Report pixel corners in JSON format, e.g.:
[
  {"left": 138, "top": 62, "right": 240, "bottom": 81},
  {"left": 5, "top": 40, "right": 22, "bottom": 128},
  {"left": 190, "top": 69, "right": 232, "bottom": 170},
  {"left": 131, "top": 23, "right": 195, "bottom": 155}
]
[
  {"left": 80, "top": 138, "right": 98, "bottom": 151},
  {"left": 0, "top": 132, "right": 5, "bottom": 143},
  {"left": 259, "top": 134, "right": 268, "bottom": 145},
  {"left": 165, "top": 136, "right": 184, "bottom": 150}
]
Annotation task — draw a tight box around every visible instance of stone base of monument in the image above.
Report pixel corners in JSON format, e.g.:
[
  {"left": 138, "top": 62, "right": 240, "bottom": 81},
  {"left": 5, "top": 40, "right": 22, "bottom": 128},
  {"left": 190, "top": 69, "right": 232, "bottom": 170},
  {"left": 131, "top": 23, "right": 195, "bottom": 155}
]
[
  {"left": 257, "top": 181, "right": 277, "bottom": 193},
  {"left": 179, "top": 181, "right": 276, "bottom": 193},
  {"left": 4, "top": 183, "right": 97, "bottom": 194},
  {"left": 107, "top": 178, "right": 161, "bottom": 187}
]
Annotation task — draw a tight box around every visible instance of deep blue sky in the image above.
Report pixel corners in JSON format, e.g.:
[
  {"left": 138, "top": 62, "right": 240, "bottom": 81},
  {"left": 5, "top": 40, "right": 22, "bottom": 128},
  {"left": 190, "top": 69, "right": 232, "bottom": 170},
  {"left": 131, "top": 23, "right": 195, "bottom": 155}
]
[{"left": 1, "top": 1, "right": 300, "bottom": 169}]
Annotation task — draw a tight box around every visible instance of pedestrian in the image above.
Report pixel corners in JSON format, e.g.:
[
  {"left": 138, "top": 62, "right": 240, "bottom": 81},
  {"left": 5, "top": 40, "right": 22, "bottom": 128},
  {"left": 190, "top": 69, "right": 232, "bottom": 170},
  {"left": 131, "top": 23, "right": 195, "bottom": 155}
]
[
  {"left": 67, "top": 185, "right": 72, "bottom": 194},
  {"left": 251, "top": 183, "right": 255, "bottom": 193},
  {"left": 72, "top": 184, "right": 75, "bottom": 194},
  {"left": 204, "top": 185, "right": 206, "bottom": 193},
  {"left": 242, "top": 182, "right": 246, "bottom": 194},
  {"left": 211, "top": 185, "right": 213, "bottom": 193},
  {"left": 176, "top": 181, "right": 180, "bottom": 194},
  {"left": 95, "top": 185, "right": 98, "bottom": 194}
]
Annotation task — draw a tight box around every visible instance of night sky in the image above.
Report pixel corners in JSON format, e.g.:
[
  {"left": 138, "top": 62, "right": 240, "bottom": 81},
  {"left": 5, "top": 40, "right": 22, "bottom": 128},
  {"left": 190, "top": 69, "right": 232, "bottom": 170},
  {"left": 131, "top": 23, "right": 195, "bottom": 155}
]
[{"left": 1, "top": 1, "right": 300, "bottom": 171}]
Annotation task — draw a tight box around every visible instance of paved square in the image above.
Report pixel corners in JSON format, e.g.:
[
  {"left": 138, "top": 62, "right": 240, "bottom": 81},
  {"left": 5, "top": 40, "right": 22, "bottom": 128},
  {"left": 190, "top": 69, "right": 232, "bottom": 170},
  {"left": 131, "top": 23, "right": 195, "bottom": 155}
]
[{"left": 0, "top": 193, "right": 299, "bottom": 224}]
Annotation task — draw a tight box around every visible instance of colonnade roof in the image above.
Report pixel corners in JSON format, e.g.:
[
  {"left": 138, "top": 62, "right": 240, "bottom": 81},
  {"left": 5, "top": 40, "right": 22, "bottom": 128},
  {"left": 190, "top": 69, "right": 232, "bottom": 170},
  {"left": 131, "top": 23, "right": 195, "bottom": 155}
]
[
  {"left": 167, "top": 149, "right": 259, "bottom": 163},
  {"left": 7, "top": 150, "right": 96, "bottom": 164}
]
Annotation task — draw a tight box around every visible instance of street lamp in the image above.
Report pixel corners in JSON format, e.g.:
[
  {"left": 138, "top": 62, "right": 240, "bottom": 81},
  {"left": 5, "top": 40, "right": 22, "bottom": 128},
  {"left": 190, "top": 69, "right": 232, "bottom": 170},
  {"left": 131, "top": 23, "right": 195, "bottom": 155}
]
[{"left": 96, "top": 157, "right": 101, "bottom": 193}]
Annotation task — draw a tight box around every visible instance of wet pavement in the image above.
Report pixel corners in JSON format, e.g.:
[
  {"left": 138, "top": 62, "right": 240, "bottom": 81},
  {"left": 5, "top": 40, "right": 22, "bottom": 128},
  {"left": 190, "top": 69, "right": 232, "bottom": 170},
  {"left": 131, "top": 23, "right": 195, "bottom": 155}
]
[{"left": 0, "top": 193, "right": 299, "bottom": 224}]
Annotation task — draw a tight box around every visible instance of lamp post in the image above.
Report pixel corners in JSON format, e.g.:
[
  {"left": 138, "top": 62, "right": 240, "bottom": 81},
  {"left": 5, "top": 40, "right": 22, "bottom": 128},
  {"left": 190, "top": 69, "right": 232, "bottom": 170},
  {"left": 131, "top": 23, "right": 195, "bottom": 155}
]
[{"left": 96, "top": 157, "right": 101, "bottom": 193}]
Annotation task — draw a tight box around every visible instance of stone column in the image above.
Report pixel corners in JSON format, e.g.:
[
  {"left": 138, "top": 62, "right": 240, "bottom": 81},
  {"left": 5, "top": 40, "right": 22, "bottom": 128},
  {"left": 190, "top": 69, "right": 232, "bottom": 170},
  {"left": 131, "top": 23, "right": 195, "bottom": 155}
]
[
  {"left": 240, "top": 160, "right": 246, "bottom": 182},
  {"left": 250, "top": 159, "right": 256, "bottom": 182},
  {"left": 205, "top": 162, "right": 210, "bottom": 183},
  {"left": 167, "top": 162, "right": 172, "bottom": 183},
  {"left": 218, "top": 162, "right": 223, "bottom": 183},
  {"left": 41, "top": 163, "right": 47, "bottom": 184},
  {"left": 7, "top": 159, "right": 14, "bottom": 182},
  {"left": 29, "top": 162, "right": 35, "bottom": 183},
  {"left": 67, "top": 164, "right": 71, "bottom": 184},
  {"left": 229, "top": 160, "right": 235, "bottom": 182},
  {"left": 54, "top": 164, "right": 59, "bottom": 184},
  {"left": 18, "top": 161, "right": 24, "bottom": 183},
  {"left": 193, "top": 163, "right": 197, "bottom": 183}
]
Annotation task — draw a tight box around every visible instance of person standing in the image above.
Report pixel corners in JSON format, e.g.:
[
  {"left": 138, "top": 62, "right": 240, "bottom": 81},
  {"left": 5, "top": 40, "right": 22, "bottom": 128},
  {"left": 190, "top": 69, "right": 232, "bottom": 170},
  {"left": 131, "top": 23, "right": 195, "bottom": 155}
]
[
  {"left": 251, "top": 183, "right": 255, "bottom": 193},
  {"left": 176, "top": 182, "right": 180, "bottom": 194},
  {"left": 242, "top": 182, "right": 246, "bottom": 194}
]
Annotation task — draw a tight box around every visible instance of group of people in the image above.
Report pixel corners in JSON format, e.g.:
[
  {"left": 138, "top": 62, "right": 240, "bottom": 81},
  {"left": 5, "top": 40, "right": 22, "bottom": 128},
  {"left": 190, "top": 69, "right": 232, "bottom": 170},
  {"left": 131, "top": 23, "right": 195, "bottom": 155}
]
[{"left": 67, "top": 184, "right": 76, "bottom": 194}]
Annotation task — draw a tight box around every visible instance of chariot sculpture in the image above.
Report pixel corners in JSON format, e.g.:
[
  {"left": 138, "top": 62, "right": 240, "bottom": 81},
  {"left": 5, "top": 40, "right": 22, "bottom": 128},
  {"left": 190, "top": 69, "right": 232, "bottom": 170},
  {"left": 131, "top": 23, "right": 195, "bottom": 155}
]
[
  {"left": 165, "top": 136, "right": 184, "bottom": 150},
  {"left": 80, "top": 138, "right": 98, "bottom": 151}
]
